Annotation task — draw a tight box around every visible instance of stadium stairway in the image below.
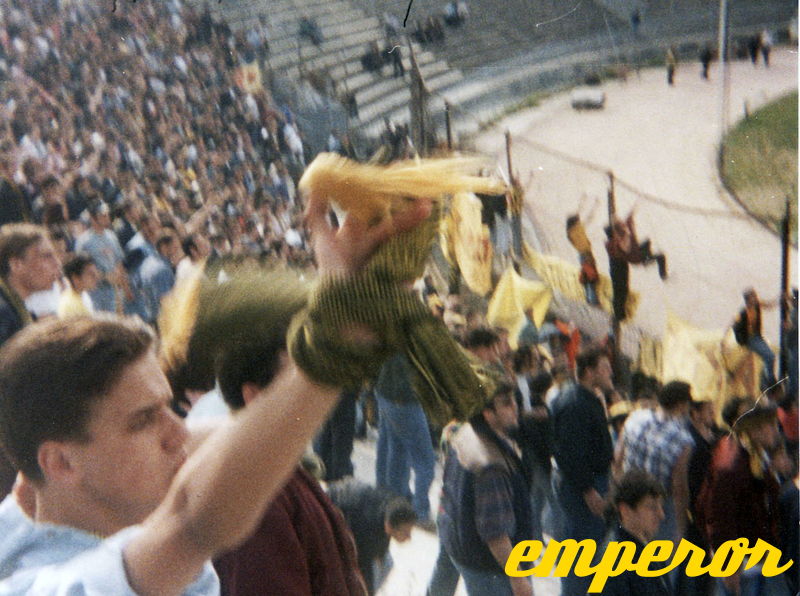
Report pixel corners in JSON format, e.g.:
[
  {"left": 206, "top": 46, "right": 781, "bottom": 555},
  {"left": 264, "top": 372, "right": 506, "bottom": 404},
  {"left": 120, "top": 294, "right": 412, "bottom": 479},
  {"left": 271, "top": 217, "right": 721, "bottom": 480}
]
[
  {"left": 199, "top": 0, "right": 794, "bottom": 146},
  {"left": 196, "top": 0, "right": 463, "bottom": 141}
]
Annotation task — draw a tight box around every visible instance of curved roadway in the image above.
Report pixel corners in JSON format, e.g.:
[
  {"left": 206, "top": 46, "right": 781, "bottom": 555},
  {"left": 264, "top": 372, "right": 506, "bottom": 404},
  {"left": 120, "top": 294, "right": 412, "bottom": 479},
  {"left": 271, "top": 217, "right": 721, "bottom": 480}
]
[{"left": 476, "top": 47, "right": 798, "bottom": 342}]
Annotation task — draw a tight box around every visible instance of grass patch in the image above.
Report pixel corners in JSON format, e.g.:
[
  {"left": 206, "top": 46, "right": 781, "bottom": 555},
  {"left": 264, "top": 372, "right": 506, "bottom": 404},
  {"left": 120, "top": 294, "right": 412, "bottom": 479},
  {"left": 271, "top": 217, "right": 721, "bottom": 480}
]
[{"left": 721, "top": 92, "right": 798, "bottom": 242}]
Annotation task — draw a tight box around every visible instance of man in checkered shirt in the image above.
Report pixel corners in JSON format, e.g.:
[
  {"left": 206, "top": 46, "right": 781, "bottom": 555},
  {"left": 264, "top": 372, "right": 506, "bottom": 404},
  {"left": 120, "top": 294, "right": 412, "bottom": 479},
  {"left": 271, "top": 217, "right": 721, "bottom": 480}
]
[{"left": 618, "top": 380, "right": 695, "bottom": 543}]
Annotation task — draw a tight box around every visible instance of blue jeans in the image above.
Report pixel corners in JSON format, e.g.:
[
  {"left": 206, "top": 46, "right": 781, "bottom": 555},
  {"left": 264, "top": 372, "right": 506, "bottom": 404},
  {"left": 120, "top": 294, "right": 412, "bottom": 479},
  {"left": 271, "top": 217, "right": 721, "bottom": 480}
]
[
  {"left": 748, "top": 335, "right": 776, "bottom": 389},
  {"left": 427, "top": 545, "right": 460, "bottom": 596},
  {"left": 312, "top": 388, "right": 356, "bottom": 481},
  {"left": 529, "top": 462, "right": 551, "bottom": 543},
  {"left": 584, "top": 282, "right": 599, "bottom": 305},
  {"left": 452, "top": 560, "right": 515, "bottom": 596},
  {"left": 554, "top": 470, "right": 609, "bottom": 596},
  {"left": 375, "top": 395, "right": 435, "bottom": 520}
]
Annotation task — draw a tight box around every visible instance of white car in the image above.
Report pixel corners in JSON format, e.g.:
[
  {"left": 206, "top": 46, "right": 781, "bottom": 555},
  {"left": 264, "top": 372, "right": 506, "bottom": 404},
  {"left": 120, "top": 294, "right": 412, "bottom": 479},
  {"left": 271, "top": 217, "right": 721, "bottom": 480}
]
[{"left": 570, "top": 87, "right": 606, "bottom": 110}]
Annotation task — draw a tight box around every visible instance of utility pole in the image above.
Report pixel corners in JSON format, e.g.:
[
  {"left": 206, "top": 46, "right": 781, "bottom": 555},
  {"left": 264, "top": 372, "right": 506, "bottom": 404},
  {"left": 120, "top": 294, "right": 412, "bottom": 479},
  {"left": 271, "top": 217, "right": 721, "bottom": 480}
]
[
  {"left": 717, "top": 0, "right": 730, "bottom": 137},
  {"left": 505, "top": 130, "right": 523, "bottom": 260},
  {"left": 780, "top": 197, "right": 791, "bottom": 380},
  {"left": 607, "top": 171, "right": 622, "bottom": 370},
  {"left": 445, "top": 101, "right": 453, "bottom": 150}
]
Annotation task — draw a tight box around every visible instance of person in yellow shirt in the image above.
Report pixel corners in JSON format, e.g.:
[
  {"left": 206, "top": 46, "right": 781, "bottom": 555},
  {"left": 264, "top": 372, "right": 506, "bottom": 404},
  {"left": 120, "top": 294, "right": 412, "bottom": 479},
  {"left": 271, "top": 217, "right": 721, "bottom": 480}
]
[{"left": 57, "top": 253, "right": 100, "bottom": 318}]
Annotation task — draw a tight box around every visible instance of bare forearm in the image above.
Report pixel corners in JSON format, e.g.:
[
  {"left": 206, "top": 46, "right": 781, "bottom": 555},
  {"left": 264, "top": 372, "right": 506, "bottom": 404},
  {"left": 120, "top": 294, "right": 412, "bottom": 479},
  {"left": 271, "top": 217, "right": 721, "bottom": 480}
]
[
  {"left": 125, "top": 362, "right": 339, "bottom": 595},
  {"left": 488, "top": 536, "right": 533, "bottom": 596}
]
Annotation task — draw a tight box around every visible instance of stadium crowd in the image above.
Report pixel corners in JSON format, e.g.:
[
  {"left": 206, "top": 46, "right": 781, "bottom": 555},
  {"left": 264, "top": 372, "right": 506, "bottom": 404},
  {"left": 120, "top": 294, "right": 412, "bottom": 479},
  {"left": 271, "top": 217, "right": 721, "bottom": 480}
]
[
  {"left": 0, "top": 1, "right": 796, "bottom": 596},
  {"left": 0, "top": 0, "right": 316, "bottom": 323}
]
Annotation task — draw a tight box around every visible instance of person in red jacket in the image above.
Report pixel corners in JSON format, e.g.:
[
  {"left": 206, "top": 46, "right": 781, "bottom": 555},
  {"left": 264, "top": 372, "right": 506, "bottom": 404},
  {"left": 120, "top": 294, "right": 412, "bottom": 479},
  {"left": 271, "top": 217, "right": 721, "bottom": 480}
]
[
  {"left": 699, "top": 401, "right": 791, "bottom": 596},
  {"left": 210, "top": 340, "right": 367, "bottom": 596}
]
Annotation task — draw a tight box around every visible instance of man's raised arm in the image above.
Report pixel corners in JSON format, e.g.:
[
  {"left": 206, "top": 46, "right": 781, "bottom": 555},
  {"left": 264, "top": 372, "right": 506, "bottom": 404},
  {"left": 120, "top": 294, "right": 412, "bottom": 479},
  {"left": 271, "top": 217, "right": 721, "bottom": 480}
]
[{"left": 124, "top": 194, "right": 431, "bottom": 596}]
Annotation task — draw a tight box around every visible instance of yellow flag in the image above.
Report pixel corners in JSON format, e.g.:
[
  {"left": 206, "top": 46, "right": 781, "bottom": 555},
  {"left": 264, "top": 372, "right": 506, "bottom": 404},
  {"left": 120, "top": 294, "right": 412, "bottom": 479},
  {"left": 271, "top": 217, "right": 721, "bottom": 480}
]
[
  {"left": 662, "top": 312, "right": 761, "bottom": 413},
  {"left": 487, "top": 267, "right": 552, "bottom": 349},
  {"left": 449, "top": 192, "right": 493, "bottom": 296},
  {"left": 634, "top": 334, "right": 663, "bottom": 381},
  {"left": 523, "top": 243, "right": 639, "bottom": 319}
]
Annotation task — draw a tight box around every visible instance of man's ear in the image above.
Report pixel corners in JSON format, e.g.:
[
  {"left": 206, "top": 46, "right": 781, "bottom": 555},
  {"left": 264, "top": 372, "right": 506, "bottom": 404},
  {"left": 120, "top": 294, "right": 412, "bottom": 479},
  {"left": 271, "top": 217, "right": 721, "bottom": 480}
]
[
  {"left": 241, "top": 382, "right": 261, "bottom": 406},
  {"left": 37, "top": 441, "right": 78, "bottom": 485},
  {"left": 7, "top": 256, "right": 24, "bottom": 279},
  {"left": 616, "top": 502, "right": 630, "bottom": 525}
]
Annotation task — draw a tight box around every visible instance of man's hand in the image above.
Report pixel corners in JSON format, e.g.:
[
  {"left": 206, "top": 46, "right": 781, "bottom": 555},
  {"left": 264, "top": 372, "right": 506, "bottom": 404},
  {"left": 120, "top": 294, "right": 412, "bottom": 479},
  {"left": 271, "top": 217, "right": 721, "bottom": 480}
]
[
  {"left": 304, "top": 192, "right": 431, "bottom": 276},
  {"left": 583, "top": 488, "right": 606, "bottom": 518}
]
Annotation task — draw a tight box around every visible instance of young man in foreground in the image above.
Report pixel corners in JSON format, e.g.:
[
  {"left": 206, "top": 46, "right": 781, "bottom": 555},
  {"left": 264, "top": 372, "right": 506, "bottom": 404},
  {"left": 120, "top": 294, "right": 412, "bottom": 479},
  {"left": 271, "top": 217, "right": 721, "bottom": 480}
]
[
  {"left": 0, "top": 192, "right": 431, "bottom": 595},
  {"left": 602, "top": 470, "right": 671, "bottom": 596}
]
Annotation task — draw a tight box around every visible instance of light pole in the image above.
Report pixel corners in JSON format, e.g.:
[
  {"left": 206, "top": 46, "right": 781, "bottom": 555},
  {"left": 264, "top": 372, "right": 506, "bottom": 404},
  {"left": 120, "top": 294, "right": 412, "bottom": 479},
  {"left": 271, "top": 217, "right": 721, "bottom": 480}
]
[{"left": 717, "top": 0, "right": 730, "bottom": 137}]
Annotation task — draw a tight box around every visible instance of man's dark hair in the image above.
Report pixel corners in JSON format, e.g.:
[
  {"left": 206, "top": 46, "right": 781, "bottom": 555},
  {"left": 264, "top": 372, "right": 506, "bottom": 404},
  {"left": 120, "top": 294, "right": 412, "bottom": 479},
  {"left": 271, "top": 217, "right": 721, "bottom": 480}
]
[
  {"left": 39, "top": 175, "right": 60, "bottom": 190},
  {"left": 576, "top": 346, "right": 607, "bottom": 380},
  {"left": 464, "top": 327, "right": 499, "bottom": 350},
  {"left": 690, "top": 398, "right": 712, "bottom": 413},
  {"left": 182, "top": 233, "right": 199, "bottom": 257},
  {"left": 566, "top": 214, "right": 580, "bottom": 231},
  {"left": 0, "top": 316, "right": 154, "bottom": 482},
  {"left": 658, "top": 380, "right": 692, "bottom": 410},
  {"left": 156, "top": 232, "right": 175, "bottom": 254},
  {"left": 88, "top": 201, "right": 110, "bottom": 218},
  {"left": 0, "top": 223, "right": 49, "bottom": 277},
  {"left": 513, "top": 345, "right": 533, "bottom": 373},
  {"left": 63, "top": 252, "right": 94, "bottom": 285},
  {"left": 631, "top": 371, "right": 659, "bottom": 401},
  {"left": 216, "top": 338, "right": 288, "bottom": 411},
  {"left": 384, "top": 496, "right": 417, "bottom": 529},
  {"left": 612, "top": 469, "right": 665, "bottom": 509},
  {"left": 721, "top": 396, "right": 753, "bottom": 429}
]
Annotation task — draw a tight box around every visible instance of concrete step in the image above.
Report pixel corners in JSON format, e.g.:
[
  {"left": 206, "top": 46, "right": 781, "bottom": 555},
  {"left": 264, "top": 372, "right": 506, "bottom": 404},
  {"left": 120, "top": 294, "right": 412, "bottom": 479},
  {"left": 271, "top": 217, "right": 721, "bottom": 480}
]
[
  {"left": 266, "top": 15, "right": 378, "bottom": 60},
  {"left": 270, "top": 28, "right": 379, "bottom": 70},
  {"left": 230, "top": 0, "right": 356, "bottom": 28},
  {"left": 356, "top": 68, "right": 463, "bottom": 124},
  {"left": 335, "top": 48, "right": 440, "bottom": 87},
  {"left": 355, "top": 60, "right": 451, "bottom": 105}
]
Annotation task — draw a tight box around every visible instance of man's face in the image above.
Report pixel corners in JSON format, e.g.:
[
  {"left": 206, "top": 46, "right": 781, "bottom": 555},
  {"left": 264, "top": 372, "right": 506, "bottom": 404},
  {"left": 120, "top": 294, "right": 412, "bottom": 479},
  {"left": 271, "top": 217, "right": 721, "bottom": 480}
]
[
  {"left": 472, "top": 343, "right": 499, "bottom": 364},
  {"left": 624, "top": 495, "right": 665, "bottom": 542},
  {"left": 66, "top": 351, "right": 188, "bottom": 530},
  {"left": 43, "top": 183, "right": 62, "bottom": 204},
  {"left": 11, "top": 239, "right": 62, "bottom": 294},
  {"left": 192, "top": 235, "right": 211, "bottom": 260},
  {"left": 691, "top": 402, "right": 715, "bottom": 429},
  {"left": 386, "top": 521, "right": 414, "bottom": 543},
  {"left": 92, "top": 212, "right": 111, "bottom": 229},
  {"left": 748, "top": 420, "right": 780, "bottom": 452},
  {"left": 159, "top": 237, "right": 183, "bottom": 266},
  {"left": 77, "top": 263, "right": 100, "bottom": 292},
  {"left": 487, "top": 392, "right": 519, "bottom": 434},
  {"left": 591, "top": 357, "right": 614, "bottom": 392}
]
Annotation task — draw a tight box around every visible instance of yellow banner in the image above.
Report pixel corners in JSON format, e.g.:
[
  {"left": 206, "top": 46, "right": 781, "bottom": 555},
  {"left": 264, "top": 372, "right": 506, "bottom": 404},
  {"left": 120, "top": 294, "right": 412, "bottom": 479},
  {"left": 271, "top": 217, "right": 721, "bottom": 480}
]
[
  {"left": 445, "top": 192, "right": 493, "bottom": 296},
  {"left": 487, "top": 267, "right": 553, "bottom": 349},
  {"left": 662, "top": 312, "right": 761, "bottom": 409},
  {"left": 523, "top": 244, "right": 639, "bottom": 319}
]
